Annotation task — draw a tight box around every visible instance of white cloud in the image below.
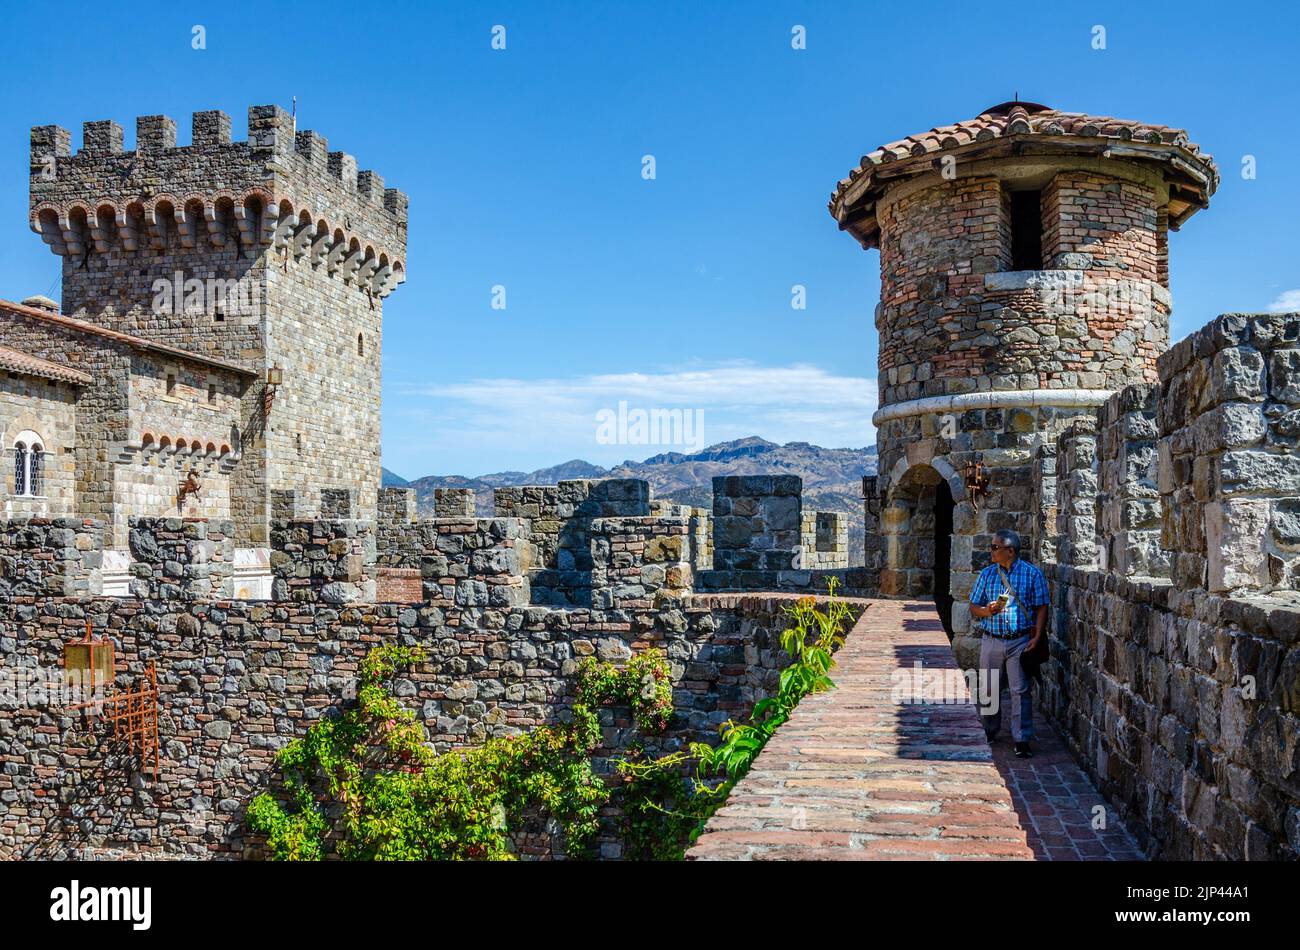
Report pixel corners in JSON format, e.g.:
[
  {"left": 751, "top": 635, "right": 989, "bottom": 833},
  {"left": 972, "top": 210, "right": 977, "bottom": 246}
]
[
  {"left": 1268, "top": 289, "right": 1300, "bottom": 312},
  {"left": 389, "top": 362, "right": 877, "bottom": 473}
]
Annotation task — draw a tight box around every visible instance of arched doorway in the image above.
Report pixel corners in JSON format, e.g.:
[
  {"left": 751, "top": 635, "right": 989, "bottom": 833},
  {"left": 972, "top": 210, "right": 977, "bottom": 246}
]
[{"left": 880, "top": 463, "right": 957, "bottom": 637}]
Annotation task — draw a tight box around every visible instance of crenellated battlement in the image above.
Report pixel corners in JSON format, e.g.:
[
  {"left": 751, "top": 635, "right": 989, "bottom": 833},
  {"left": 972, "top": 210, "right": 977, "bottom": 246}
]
[{"left": 29, "top": 105, "right": 406, "bottom": 298}]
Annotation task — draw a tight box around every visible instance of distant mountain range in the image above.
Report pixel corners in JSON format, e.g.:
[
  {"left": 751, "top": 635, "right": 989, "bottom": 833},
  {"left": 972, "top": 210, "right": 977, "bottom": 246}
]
[{"left": 383, "top": 437, "right": 877, "bottom": 566}]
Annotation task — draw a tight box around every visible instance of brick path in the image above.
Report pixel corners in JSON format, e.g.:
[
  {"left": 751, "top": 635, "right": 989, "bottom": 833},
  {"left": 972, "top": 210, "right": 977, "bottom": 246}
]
[{"left": 686, "top": 599, "right": 1143, "bottom": 861}]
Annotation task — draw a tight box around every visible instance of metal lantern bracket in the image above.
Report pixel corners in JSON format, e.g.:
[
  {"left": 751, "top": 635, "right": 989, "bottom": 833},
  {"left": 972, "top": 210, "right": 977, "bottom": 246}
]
[
  {"left": 63, "top": 621, "right": 160, "bottom": 781},
  {"left": 965, "top": 457, "right": 991, "bottom": 510}
]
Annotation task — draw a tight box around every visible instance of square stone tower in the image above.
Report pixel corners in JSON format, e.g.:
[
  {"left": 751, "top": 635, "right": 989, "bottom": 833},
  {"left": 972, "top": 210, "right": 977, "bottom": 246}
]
[
  {"left": 828, "top": 101, "right": 1218, "bottom": 660},
  {"left": 29, "top": 106, "right": 407, "bottom": 543}
]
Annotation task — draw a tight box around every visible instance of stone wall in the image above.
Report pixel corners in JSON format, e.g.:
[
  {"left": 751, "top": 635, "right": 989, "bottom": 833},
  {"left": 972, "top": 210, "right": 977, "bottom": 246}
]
[
  {"left": 127, "top": 517, "right": 234, "bottom": 601},
  {"left": 710, "top": 475, "right": 803, "bottom": 572},
  {"left": 268, "top": 519, "right": 376, "bottom": 604},
  {"left": 801, "top": 510, "right": 849, "bottom": 569},
  {"left": 589, "top": 516, "right": 693, "bottom": 609},
  {"left": 434, "top": 487, "right": 475, "bottom": 517},
  {"left": 1055, "top": 419, "right": 1099, "bottom": 569},
  {"left": 1034, "top": 310, "right": 1300, "bottom": 860},
  {"left": 651, "top": 499, "right": 712, "bottom": 575},
  {"left": 0, "top": 583, "right": 862, "bottom": 859},
  {"left": 0, "top": 517, "right": 103, "bottom": 597},
  {"left": 1042, "top": 568, "right": 1299, "bottom": 860},
  {"left": 417, "top": 518, "right": 532, "bottom": 610},
  {"left": 1157, "top": 312, "right": 1300, "bottom": 594},
  {"left": 1096, "top": 384, "right": 1166, "bottom": 577},
  {"left": 495, "top": 479, "right": 651, "bottom": 606}
]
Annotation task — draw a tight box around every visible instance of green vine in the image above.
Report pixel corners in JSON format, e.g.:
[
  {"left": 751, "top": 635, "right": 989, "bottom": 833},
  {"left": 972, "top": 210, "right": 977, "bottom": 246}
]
[
  {"left": 247, "top": 644, "right": 673, "bottom": 860},
  {"left": 615, "top": 578, "right": 855, "bottom": 859},
  {"left": 575, "top": 648, "right": 674, "bottom": 735}
]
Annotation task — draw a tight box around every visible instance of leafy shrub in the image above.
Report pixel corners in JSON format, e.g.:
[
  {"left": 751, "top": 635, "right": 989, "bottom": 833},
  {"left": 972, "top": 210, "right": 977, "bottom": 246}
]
[{"left": 247, "top": 644, "right": 672, "bottom": 860}]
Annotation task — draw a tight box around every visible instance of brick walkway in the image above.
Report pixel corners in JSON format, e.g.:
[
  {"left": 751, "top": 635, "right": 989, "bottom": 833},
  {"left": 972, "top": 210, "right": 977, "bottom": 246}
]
[{"left": 686, "top": 599, "right": 1143, "bottom": 861}]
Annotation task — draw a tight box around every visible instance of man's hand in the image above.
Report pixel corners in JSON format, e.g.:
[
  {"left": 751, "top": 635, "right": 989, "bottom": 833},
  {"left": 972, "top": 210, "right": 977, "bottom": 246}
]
[{"left": 987, "top": 599, "right": 1004, "bottom": 615}]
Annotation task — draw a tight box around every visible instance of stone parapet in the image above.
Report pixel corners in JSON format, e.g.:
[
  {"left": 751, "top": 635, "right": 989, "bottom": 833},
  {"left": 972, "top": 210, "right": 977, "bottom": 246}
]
[
  {"left": 127, "top": 517, "right": 232, "bottom": 600},
  {"left": 1156, "top": 312, "right": 1300, "bottom": 594},
  {"left": 0, "top": 517, "right": 104, "bottom": 598},
  {"left": 269, "top": 519, "right": 376, "bottom": 604},
  {"left": 801, "top": 510, "right": 849, "bottom": 569},
  {"left": 589, "top": 516, "right": 693, "bottom": 610},
  {"left": 712, "top": 475, "right": 803, "bottom": 571},
  {"left": 1041, "top": 563, "right": 1300, "bottom": 860}
]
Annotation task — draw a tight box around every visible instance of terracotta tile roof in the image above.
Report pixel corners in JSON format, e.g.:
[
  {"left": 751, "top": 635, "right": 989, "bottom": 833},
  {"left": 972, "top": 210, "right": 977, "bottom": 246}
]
[
  {"left": 829, "top": 101, "right": 1219, "bottom": 244},
  {"left": 0, "top": 343, "right": 92, "bottom": 385},
  {"left": 0, "top": 298, "right": 255, "bottom": 378}
]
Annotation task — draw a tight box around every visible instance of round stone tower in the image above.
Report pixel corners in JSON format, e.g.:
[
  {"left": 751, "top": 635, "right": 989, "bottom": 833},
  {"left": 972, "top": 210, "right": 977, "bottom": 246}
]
[{"left": 828, "top": 101, "right": 1218, "bottom": 661}]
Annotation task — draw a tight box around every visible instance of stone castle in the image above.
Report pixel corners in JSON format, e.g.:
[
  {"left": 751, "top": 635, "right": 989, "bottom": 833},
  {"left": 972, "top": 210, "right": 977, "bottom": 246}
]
[{"left": 0, "top": 101, "right": 1296, "bottom": 861}]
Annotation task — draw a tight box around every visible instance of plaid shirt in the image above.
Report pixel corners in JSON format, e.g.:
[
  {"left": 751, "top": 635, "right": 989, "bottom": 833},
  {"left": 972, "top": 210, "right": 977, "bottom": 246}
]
[{"left": 970, "top": 558, "right": 1049, "bottom": 638}]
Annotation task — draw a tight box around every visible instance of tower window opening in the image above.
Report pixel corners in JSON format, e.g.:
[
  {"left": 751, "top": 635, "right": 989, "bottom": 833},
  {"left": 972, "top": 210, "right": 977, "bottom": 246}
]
[
  {"left": 1009, "top": 189, "right": 1043, "bottom": 271},
  {"left": 166, "top": 373, "right": 177, "bottom": 396}
]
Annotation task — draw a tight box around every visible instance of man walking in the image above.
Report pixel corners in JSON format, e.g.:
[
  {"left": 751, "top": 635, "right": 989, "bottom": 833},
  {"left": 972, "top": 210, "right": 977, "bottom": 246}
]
[{"left": 968, "top": 529, "right": 1049, "bottom": 758}]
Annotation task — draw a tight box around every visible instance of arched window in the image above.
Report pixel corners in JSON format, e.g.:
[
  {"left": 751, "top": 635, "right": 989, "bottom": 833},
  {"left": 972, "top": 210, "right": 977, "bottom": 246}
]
[
  {"left": 29, "top": 443, "right": 43, "bottom": 496},
  {"left": 13, "top": 442, "right": 27, "bottom": 495},
  {"left": 357, "top": 332, "right": 365, "bottom": 356},
  {"left": 12, "top": 430, "right": 44, "bottom": 497}
]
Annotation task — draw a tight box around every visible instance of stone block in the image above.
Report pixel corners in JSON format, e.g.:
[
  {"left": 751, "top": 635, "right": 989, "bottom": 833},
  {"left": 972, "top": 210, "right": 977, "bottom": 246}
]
[{"left": 1206, "top": 500, "right": 1270, "bottom": 593}]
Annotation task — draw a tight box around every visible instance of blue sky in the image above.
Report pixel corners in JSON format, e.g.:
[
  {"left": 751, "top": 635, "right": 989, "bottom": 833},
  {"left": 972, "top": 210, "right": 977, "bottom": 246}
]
[{"left": 1, "top": 1, "right": 1296, "bottom": 477}]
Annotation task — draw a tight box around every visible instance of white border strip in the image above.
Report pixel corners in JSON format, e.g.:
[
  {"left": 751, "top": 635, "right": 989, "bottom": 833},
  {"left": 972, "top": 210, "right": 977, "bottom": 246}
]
[{"left": 872, "top": 388, "right": 1113, "bottom": 426}]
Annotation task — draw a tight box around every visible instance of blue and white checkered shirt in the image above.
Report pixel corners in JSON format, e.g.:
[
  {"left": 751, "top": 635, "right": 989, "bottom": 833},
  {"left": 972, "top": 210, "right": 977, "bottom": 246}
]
[{"left": 969, "top": 558, "right": 1049, "bottom": 638}]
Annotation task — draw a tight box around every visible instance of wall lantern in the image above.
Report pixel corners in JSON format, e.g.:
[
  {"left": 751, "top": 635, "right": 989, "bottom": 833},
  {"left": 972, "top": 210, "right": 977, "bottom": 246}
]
[
  {"left": 264, "top": 365, "right": 284, "bottom": 417},
  {"left": 63, "top": 619, "right": 160, "bottom": 781},
  {"left": 965, "top": 458, "right": 991, "bottom": 510}
]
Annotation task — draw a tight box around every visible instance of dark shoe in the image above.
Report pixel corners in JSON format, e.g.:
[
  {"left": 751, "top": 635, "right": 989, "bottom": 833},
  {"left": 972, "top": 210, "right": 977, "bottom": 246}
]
[{"left": 1014, "top": 742, "right": 1033, "bottom": 758}]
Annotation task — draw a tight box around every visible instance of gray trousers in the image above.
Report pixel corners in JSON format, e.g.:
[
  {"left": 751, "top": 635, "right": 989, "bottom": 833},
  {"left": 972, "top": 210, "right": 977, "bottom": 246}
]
[{"left": 977, "top": 632, "right": 1035, "bottom": 742}]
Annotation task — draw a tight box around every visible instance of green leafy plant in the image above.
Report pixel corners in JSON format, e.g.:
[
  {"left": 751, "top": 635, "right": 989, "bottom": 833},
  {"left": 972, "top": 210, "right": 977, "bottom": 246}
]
[
  {"left": 247, "top": 644, "right": 672, "bottom": 860},
  {"left": 574, "top": 648, "right": 674, "bottom": 736},
  {"left": 616, "top": 578, "right": 855, "bottom": 859}
]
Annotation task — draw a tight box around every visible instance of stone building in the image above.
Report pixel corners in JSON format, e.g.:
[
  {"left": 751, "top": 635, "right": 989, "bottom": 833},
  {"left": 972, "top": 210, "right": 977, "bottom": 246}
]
[
  {"left": 0, "top": 337, "right": 87, "bottom": 518},
  {"left": 3, "top": 105, "right": 407, "bottom": 580},
  {"left": 828, "top": 100, "right": 1219, "bottom": 662},
  {"left": 0, "top": 296, "right": 250, "bottom": 548}
]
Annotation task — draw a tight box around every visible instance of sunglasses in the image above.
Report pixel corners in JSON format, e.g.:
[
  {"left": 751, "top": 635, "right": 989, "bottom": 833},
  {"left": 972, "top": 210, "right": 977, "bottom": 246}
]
[{"left": 989, "top": 543, "right": 1007, "bottom": 551}]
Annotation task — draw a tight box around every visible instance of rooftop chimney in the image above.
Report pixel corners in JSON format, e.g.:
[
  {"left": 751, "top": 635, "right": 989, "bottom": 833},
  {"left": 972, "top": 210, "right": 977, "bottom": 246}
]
[{"left": 20, "top": 294, "right": 59, "bottom": 314}]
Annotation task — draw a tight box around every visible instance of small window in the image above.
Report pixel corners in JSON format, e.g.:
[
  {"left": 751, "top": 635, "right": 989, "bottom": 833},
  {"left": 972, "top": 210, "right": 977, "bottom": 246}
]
[
  {"left": 13, "top": 442, "right": 27, "bottom": 495},
  {"left": 214, "top": 307, "right": 225, "bottom": 323},
  {"left": 1009, "top": 190, "right": 1043, "bottom": 271},
  {"left": 357, "top": 332, "right": 365, "bottom": 356},
  {"left": 11, "top": 431, "right": 45, "bottom": 497},
  {"left": 208, "top": 382, "right": 217, "bottom": 404},
  {"left": 29, "top": 445, "right": 43, "bottom": 496},
  {"left": 166, "top": 373, "right": 177, "bottom": 396}
]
